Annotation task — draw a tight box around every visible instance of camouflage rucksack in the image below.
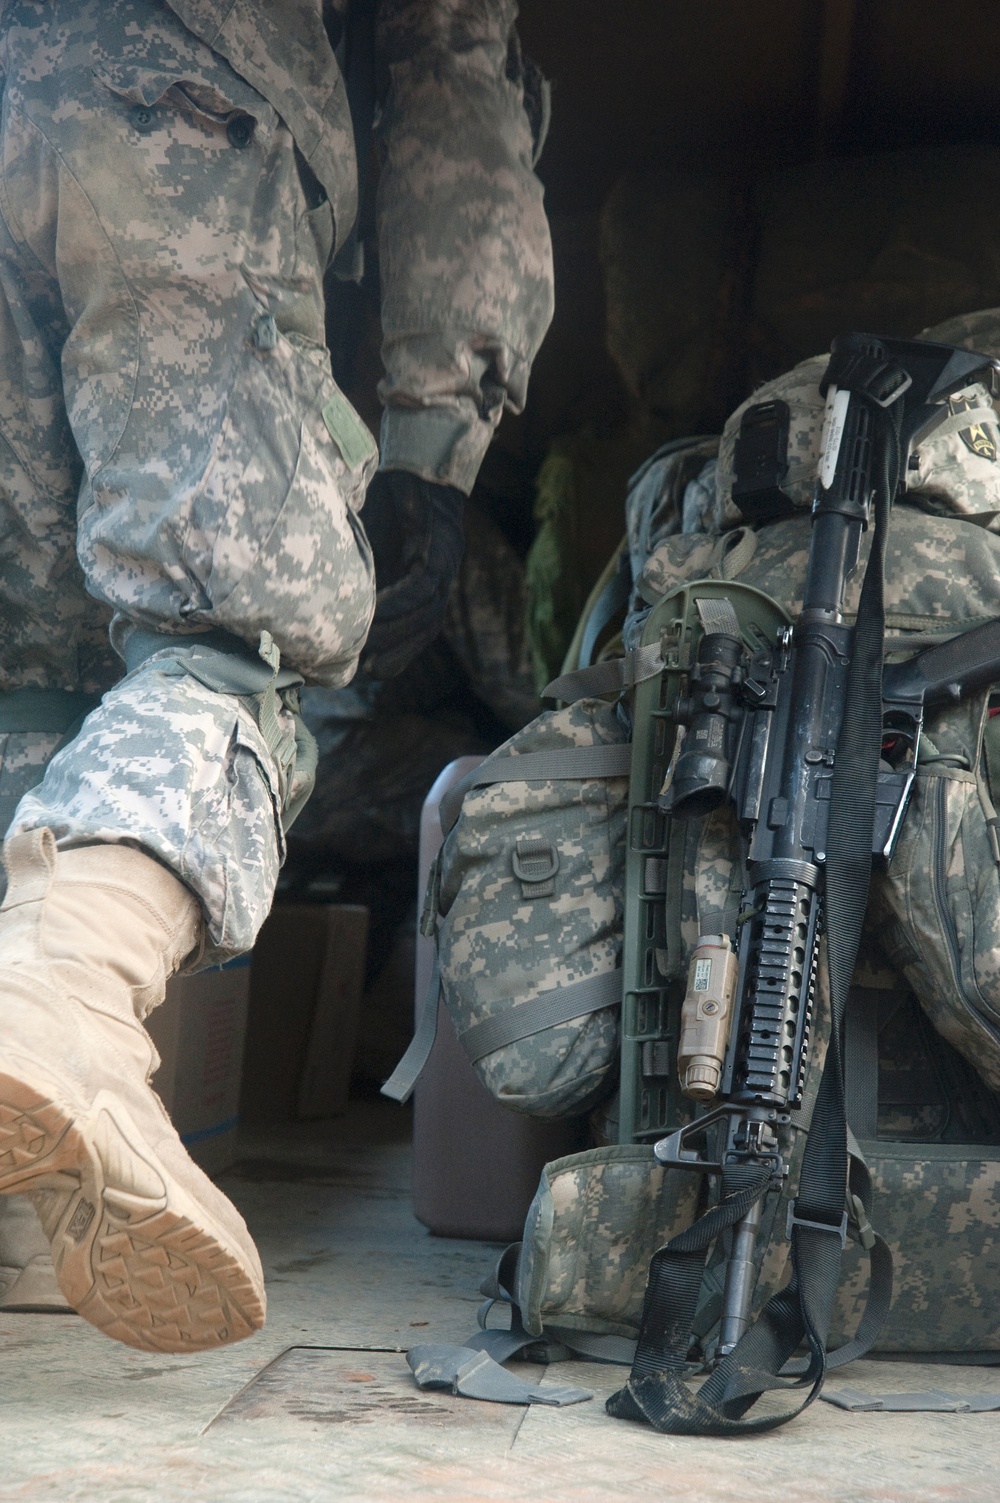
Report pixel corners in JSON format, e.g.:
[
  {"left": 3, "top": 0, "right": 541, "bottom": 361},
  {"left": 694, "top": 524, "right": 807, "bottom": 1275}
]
[
  {"left": 515, "top": 501, "right": 1000, "bottom": 1364},
  {"left": 509, "top": 345, "right": 1000, "bottom": 1365},
  {"left": 397, "top": 334, "right": 1000, "bottom": 1378}
]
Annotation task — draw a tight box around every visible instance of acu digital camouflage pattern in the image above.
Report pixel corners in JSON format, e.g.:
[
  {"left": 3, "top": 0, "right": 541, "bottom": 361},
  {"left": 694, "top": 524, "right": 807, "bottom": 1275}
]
[
  {"left": 617, "top": 409, "right": 1000, "bottom": 1351},
  {"left": 714, "top": 353, "right": 1000, "bottom": 532},
  {"left": 375, "top": 0, "right": 554, "bottom": 494},
  {"left": 145, "top": 0, "right": 556, "bottom": 496},
  {"left": 0, "top": 0, "right": 553, "bottom": 960},
  {"left": 516, "top": 1145, "right": 700, "bottom": 1339},
  {"left": 436, "top": 698, "right": 627, "bottom": 1117},
  {"left": 869, "top": 752, "right": 1000, "bottom": 1095},
  {"left": 830, "top": 1146, "right": 1000, "bottom": 1352},
  {"left": 514, "top": 975, "right": 831, "bottom": 1341},
  {"left": 0, "top": 0, "right": 377, "bottom": 687},
  {"left": 921, "top": 306, "right": 1000, "bottom": 359},
  {"left": 0, "top": 0, "right": 375, "bottom": 958}
]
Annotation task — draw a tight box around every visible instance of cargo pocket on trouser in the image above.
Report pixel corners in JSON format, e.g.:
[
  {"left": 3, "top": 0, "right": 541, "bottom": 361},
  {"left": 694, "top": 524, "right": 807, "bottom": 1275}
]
[
  {"left": 175, "top": 331, "right": 376, "bottom": 688},
  {"left": 871, "top": 763, "right": 1000, "bottom": 1092}
]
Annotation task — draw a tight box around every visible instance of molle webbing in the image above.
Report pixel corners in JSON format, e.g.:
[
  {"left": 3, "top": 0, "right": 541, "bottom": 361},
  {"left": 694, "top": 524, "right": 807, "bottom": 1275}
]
[
  {"left": 542, "top": 643, "right": 665, "bottom": 704},
  {"left": 459, "top": 968, "right": 622, "bottom": 1064},
  {"left": 382, "top": 961, "right": 622, "bottom": 1106},
  {"left": 384, "top": 729, "right": 631, "bottom": 1105}
]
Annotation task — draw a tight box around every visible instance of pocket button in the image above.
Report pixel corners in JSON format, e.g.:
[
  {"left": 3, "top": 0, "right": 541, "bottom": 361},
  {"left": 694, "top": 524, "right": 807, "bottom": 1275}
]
[
  {"left": 252, "top": 312, "right": 278, "bottom": 351},
  {"left": 227, "top": 114, "right": 255, "bottom": 150},
  {"left": 130, "top": 103, "right": 155, "bottom": 134}
]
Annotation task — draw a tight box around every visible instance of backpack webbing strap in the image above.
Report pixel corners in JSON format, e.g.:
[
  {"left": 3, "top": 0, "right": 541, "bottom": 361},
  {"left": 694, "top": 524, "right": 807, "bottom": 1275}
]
[
  {"left": 407, "top": 1345, "right": 593, "bottom": 1406},
  {"left": 605, "top": 375, "right": 900, "bottom": 1436},
  {"left": 439, "top": 743, "right": 632, "bottom": 835},
  {"left": 380, "top": 953, "right": 441, "bottom": 1103},
  {"left": 472, "top": 1243, "right": 638, "bottom": 1368},
  {"left": 542, "top": 644, "right": 665, "bottom": 704},
  {"left": 381, "top": 951, "right": 622, "bottom": 1103},
  {"left": 386, "top": 739, "right": 629, "bottom": 1099},
  {"left": 458, "top": 968, "right": 621, "bottom": 1063},
  {"left": 822, "top": 1387, "right": 1000, "bottom": 1413},
  {"left": 923, "top": 402, "right": 998, "bottom": 443},
  {"left": 781, "top": 1139, "right": 893, "bottom": 1376}
]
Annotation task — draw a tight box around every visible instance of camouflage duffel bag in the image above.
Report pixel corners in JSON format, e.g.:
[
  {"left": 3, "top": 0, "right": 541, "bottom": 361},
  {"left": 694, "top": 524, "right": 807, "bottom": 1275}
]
[
  {"left": 427, "top": 698, "right": 631, "bottom": 1118},
  {"left": 507, "top": 989, "right": 1000, "bottom": 1360}
]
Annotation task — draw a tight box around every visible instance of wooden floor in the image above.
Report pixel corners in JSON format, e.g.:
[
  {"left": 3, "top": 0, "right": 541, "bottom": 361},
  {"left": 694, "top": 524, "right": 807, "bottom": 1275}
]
[{"left": 0, "top": 1099, "right": 997, "bottom": 1502}]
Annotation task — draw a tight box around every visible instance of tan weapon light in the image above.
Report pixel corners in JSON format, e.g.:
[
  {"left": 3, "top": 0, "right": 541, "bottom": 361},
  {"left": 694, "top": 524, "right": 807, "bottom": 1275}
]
[{"left": 678, "top": 934, "right": 738, "bottom": 1100}]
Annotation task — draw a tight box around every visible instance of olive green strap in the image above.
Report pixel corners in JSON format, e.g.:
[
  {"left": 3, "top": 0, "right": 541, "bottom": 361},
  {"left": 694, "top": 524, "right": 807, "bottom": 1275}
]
[
  {"left": 439, "top": 743, "right": 632, "bottom": 835},
  {"left": 542, "top": 643, "right": 665, "bottom": 703},
  {"left": 380, "top": 953, "right": 442, "bottom": 1104},
  {"left": 458, "top": 968, "right": 622, "bottom": 1064}
]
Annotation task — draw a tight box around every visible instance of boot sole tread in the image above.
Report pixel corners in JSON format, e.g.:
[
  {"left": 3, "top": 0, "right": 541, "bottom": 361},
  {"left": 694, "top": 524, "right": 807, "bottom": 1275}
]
[{"left": 0, "top": 1069, "right": 264, "bottom": 1352}]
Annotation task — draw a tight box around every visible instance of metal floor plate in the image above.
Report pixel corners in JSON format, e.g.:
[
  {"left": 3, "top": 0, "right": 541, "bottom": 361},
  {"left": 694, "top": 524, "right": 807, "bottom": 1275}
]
[{"left": 211, "top": 1345, "right": 526, "bottom": 1436}]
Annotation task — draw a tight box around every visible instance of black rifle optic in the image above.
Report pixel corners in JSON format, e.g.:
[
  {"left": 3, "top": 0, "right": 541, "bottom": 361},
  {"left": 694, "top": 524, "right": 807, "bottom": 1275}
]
[{"left": 653, "top": 333, "right": 1000, "bottom": 1368}]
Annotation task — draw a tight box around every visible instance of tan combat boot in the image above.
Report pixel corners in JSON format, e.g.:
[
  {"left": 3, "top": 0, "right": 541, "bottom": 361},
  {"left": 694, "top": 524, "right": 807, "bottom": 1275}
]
[{"left": 0, "top": 829, "right": 265, "bottom": 1352}]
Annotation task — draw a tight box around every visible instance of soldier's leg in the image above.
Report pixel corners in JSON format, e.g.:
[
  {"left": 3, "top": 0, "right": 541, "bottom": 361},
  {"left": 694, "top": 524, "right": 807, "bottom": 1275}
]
[
  {"left": 0, "top": 1, "right": 373, "bottom": 1348},
  {"left": 0, "top": 185, "right": 121, "bottom": 1307}
]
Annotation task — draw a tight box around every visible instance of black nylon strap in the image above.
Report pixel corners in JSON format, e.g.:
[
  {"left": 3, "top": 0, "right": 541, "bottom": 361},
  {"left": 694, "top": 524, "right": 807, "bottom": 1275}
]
[{"left": 844, "top": 987, "right": 881, "bottom": 1140}]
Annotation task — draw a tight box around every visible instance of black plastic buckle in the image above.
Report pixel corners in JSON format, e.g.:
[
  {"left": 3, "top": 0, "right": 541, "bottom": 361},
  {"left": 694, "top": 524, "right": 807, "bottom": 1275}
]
[{"left": 821, "top": 338, "right": 912, "bottom": 408}]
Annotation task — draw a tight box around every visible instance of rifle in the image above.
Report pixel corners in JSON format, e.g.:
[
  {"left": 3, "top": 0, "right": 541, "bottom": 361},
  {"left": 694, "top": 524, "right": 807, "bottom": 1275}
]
[{"left": 610, "top": 333, "right": 1000, "bottom": 1434}]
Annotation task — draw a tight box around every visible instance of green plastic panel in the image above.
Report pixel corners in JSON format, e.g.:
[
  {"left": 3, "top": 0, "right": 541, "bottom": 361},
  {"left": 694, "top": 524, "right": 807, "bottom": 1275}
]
[{"left": 618, "top": 580, "right": 792, "bottom": 1144}]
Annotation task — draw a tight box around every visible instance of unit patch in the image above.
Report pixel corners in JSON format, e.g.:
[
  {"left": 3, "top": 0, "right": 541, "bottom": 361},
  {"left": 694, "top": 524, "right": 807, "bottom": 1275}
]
[{"left": 950, "top": 391, "right": 999, "bottom": 461}]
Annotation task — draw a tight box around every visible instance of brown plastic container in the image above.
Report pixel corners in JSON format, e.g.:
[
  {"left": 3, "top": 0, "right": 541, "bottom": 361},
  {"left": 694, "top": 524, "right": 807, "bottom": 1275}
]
[{"left": 411, "top": 757, "right": 585, "bottom": 1242}]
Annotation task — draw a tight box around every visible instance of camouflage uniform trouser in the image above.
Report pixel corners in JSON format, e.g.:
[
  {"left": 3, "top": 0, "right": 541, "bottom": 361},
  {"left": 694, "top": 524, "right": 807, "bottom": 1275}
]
[{"left": 0, "top": 1, "right": 377, "bottom": 962}]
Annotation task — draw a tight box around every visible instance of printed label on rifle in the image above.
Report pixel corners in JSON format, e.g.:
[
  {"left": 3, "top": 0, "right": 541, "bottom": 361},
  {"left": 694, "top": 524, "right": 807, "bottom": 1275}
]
[{"left": 818, "top": 386, "right": 851, "bottom": 489}]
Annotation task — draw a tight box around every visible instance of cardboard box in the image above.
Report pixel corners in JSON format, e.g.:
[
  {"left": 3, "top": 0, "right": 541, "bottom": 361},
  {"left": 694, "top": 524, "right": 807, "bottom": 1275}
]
[
  {"left": 240, "top": 903, "right": 370, "bottom": 1124},
  {"left": 147, "top": 956, "right": 252, "bottom": 1176}
]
